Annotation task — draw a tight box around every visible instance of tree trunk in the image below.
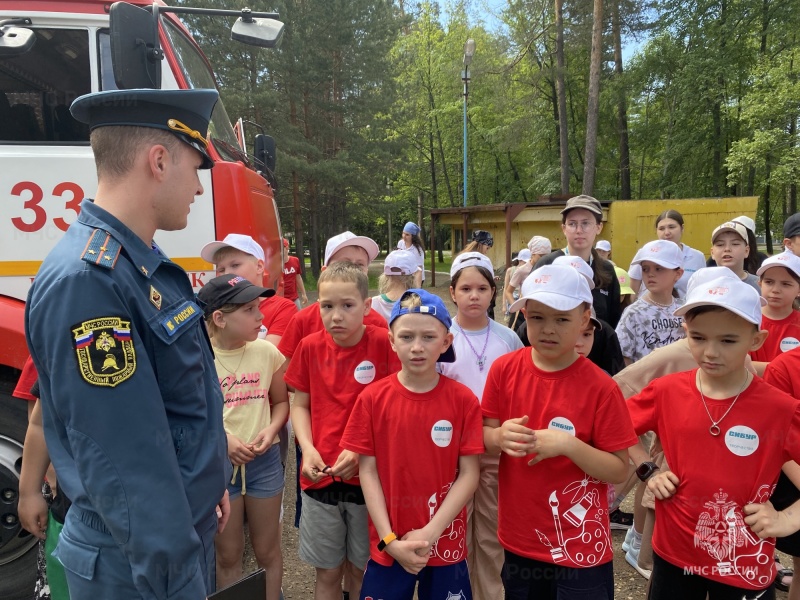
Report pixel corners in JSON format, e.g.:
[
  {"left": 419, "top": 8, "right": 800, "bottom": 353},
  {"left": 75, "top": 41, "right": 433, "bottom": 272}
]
[
  {"left": 764, "top": 160, "right": 773, "bottom": 254},
  {"left": 612, "top": 0, "right": 631, "bottom": 200},
  {"left": 582, "top": 0, "right": 603, "bottom": 195},
  {"left": 555, "top": 0, "right": 570, "bottom": 195}
]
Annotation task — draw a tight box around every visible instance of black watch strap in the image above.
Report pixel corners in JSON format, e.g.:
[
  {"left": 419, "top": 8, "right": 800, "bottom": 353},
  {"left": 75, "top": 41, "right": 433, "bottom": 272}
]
[{"left": 636, "top": 461, "right": 659, "bottom": 482}]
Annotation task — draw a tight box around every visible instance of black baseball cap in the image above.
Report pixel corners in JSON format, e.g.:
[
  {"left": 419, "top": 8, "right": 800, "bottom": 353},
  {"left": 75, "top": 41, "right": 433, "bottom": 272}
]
[
  {"left": 197, "top": 274, "right": 275, "bottom": 317},
  {"left": 472, "top": 230, "right": 494, "bottom": 248},
  {"left": 70, "top": 89, "right": 219, "bottom": 169},
  {"left": 784, "top": 213, "right": 800, "bottom": 239}
]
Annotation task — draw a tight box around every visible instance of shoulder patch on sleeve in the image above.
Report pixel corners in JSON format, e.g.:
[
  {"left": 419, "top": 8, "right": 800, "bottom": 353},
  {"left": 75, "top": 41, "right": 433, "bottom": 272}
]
[
  {"left": 81, "top": 229, "right": 122, "bottom": 270},
  {"left": 73, "top": 317, "right": 136, "bottom": 387}
]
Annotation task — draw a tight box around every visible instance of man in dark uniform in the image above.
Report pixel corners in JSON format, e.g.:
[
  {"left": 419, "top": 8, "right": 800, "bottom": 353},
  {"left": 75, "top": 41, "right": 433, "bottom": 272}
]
[{"left": 25, "top": 89, "right": 231, "bottom": 599}]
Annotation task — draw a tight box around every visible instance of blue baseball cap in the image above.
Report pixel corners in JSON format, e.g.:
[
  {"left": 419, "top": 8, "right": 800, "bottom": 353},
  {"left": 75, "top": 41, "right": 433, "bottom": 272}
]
[{"left": 389, "top": 289, "right": 456, "bottom": 363}]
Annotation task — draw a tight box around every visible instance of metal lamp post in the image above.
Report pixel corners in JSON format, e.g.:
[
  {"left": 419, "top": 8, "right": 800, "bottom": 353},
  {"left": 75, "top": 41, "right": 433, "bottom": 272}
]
[{"left": 462, "top": 38, "right": 475, "bottom": 208}]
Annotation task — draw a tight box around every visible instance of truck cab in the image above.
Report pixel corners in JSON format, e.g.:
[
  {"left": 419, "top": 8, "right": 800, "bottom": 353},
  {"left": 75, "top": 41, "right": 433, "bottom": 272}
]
[{"left": 0, "top": 2, "right": 283, "bottom": 595}]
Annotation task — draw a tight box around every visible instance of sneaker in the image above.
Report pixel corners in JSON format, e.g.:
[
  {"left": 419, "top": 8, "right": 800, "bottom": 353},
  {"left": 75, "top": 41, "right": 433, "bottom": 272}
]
[
  {"left": 625, "top": 544, "right": 652, "bottom": 580},
  {"left": 609, "top": 508, "right": 633, "bottom": 530},
  {"left": 621, "top": 526, "right": 635, "bottom": 553}
]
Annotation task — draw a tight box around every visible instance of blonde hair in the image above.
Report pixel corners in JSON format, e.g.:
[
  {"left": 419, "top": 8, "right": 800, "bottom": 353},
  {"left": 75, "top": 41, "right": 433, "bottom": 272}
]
[
  {"left": 399, "top": 292, "right": 423, "bottom": 309},
  {"left": 318, "top": 261, "right": 369, "bottom": 299},
  {"left": 378, "top": 272, "right": 414, "bottom": 295},
  {"left": 91, "top": 126, "right": 180, "bottom": 179}
]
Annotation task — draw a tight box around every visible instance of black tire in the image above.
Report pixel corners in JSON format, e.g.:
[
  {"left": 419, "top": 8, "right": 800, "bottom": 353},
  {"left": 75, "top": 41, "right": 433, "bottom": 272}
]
[{"left": 0, "top": 365, "right": 37, "bottom": 600}]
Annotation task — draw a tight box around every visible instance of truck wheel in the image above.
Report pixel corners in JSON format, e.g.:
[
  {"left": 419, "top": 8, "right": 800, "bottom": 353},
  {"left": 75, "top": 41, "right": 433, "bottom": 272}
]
[{"left": 0, "top": 366, "right": 37, "bottom": 600}]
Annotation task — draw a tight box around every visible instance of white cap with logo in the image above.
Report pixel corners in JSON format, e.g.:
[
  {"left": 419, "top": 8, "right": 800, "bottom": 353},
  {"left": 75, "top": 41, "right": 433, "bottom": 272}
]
[
  {"left": 324, "top": 231, "right": 380, "bottom": 266},
  {"left": 384, "top": 250, "right": 420, "bottom": 276},
  {"left": 755, "top": 250, "right": 800, "bottom": 279},
  {"left": 509, "top": 265, "right": 593, "bottom": 313},
  {"left": 201, "top": 233, "right": 265, "bottom": 263},
  {"left": 631, "top": 239, "right": 683, "bottom": 269},
  {"left": 711, "top": 221, "right": 749, "bottom": 244},
  {"left": 553, "top": 255, "right": 595, "bottom": 289},
  {"left": 674, "top": 276, "right": 765, "bottom": 325},
  {"left": 450, "top": 252, "right": 494, "bottom": 279}
]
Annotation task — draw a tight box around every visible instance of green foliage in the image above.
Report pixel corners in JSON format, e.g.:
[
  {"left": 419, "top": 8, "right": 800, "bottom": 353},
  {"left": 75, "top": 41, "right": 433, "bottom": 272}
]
[{"left": 173, "top": 0, "right": 800, "bottom": 251}]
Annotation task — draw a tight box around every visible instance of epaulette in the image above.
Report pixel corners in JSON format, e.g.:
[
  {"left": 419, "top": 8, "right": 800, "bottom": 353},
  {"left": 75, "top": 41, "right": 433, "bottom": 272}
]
[{"left": 81, "top": 229, "right": 122, "bottom": 270}]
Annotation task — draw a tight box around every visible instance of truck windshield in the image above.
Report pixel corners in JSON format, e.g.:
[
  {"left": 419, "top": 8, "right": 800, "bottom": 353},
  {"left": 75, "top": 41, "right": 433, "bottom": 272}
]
[{"left": 161, "top": 19, "right": 246, "bottom": 164}]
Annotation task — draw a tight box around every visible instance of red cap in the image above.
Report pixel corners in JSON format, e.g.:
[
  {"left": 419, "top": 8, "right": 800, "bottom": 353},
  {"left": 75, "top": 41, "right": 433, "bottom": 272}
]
[{"left": 282, "top": 238, "right": 289, "bottom": 248}]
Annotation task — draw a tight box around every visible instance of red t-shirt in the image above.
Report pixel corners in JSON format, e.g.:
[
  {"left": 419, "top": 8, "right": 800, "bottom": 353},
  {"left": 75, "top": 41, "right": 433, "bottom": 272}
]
[
  {"left": 627, "top": 370, "right": 800, "bottom": 589},
  {"left": 342, "top": 374, "right": 484, "bottom": 567},
  {"left": 282, "top": 256, "right": 302, "bottom": 300},
  {"left": 764, "top": 347, "right": 800, "bottom": 397},
  {"left": 13, "top": 355, "right": 38, "bottom": 401},
  {"left": 482, "top": 351, "right": 637, "bottom": 567},
  {"left": 259, "top": 295, "right": 298, "bottom": 338},
  {"left": 278, "top": 302, "right": 388, "bottom": 359},
  {"left": 284, "top": 325, "right": 401, "bottom": 490},
  {"left": 750, "top": 310, "right": 800, "bottom": 362}
]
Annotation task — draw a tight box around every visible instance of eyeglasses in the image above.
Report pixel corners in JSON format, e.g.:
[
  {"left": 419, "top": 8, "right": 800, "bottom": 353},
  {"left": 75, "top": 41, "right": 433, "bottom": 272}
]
[{"left": 565, "top": 220, "right": 596, "bottom": 232}]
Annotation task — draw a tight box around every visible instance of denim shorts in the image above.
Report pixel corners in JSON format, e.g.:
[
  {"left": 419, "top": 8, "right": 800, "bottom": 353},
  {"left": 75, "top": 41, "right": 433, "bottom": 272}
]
[{"left": 227, "top": 443, "right": 284, "bottom": 500}]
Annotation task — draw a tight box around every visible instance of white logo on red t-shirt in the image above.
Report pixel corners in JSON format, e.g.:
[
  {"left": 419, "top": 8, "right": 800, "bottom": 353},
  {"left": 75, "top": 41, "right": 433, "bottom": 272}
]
[
  {"left": 724, "top": 425, "right": 759, "bottom": 457},
  {"left": 548, "top": 417, "right": 576, "bottom": 436},
  {"left": 780, "top": 337, "right": 800, "bottom": 353},
  {"left": 353, "top": 360, "right": 376, "bottom": 384},
  {"left": 431, "top": 420, "right": 453, "bottom": 447}
]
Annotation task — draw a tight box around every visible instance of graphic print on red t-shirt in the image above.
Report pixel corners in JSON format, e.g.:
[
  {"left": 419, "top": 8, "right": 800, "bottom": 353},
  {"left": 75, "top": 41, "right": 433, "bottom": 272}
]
[
  {"left": 341, "top": 374, "right": 484, "bottom": 567},
  {"left": 481, "top": 351, "right": 638, "bottom": 568},
  {"left": 282, "top": 256, "right": 301, "bottom": 300},
  {"left": 627, "top": 371, "right": 800, "bottom": 590}
]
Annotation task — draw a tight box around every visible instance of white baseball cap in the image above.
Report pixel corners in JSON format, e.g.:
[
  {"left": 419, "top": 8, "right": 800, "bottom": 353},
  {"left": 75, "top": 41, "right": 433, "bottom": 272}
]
[
  {"left": 595, "top": 240, "right": 611, "bottom": 252},
  {"left": 631, "top": 240, "right": 683, "bottom": 269},
  {"left": 201, "top": 233, "right": 264, "bottom": 263},
  {"left": 450, "top": 251, "right": 494, "bottom": 279},
  {"left": 553, "top": 255, "right": 595, "bottom": 289},
  {"left": 686, "top": 266, "right": 739, "bottom": 294},
  {"left": 733, "top": 215, "right": 756, "bottom": 233},
  {"left": 324, "top": 231, "right": 379, "bottom": 266},
  {"left": 756, "top": 251, "right": 800, "bottom": 279},
  {"left": 383, "top": 250, "right": 419, "bottom": 276},
  {"left": 674, "top": 276, "right": 765, "bottom": 325},
  {"left": 528, "top": 235, "right": 552, "bottom": 255},
  {"left": 517, "top": 248, "right": 532, "bottom": 262},
  {"left": 711, "top": 221, "right": 749, "bottom": 244},
  {"left": 509, "top": 265, "right": 593, "bottom": 313}
]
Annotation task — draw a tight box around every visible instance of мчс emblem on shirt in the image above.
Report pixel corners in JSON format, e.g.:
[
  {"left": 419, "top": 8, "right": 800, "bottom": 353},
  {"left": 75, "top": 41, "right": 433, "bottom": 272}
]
[{"left": 72, "top": 317, "right": 136, "bottom": 387}]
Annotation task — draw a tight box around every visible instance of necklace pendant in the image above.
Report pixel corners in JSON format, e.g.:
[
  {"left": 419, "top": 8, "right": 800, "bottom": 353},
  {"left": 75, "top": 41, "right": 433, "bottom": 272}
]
[
  {"left": 477, "top": 356, "right": 485, "bottom": 371},
  {"left": 709, "top": 424, "right": 721, "bottom": 436}
]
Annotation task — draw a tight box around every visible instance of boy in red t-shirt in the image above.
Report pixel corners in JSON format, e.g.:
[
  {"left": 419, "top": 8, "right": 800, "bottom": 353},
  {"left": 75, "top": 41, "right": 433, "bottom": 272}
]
[
  {"left": 284, "top": 262, "right": 400, "bottom": 600},
  {"left": 342, "top": 289, "right": 483, "bottom": 599},
  {"left": 278, "top": 231, "right": 388, "bottom": 363},
  {"left": 282, "top": 237, "right": 308, "bottom": 309},
  {"left": 482, "top": 265, "right": 638, "bottom": 599},
  {"left": 628, "top": 276, "right": 800, "bottom": 598}
]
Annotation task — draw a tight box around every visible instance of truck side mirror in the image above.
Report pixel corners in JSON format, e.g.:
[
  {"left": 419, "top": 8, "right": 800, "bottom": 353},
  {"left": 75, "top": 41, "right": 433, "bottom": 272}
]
[
  {"left": 231, "top": 10, "right": 284, "bottom": 48},
  {"left": 254, "top": 134, "right": 277, "bottom": 189},
  {"left": 0, "top": 19, "right": 36, "bottom": 57},
  {"left": 109, "top": 2, "right": 162, "bottom": 89}
]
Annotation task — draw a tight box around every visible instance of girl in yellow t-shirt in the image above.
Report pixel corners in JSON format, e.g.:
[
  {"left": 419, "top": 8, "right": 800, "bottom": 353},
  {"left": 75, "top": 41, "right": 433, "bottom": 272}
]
[{"left": 198, "top": 274, "right": 289, "bottom": 599}]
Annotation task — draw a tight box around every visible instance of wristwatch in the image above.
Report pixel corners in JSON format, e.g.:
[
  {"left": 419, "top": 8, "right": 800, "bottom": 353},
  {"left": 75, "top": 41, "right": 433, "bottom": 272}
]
[
  {"left": 377, "top": 532, "right": 397, "bottom": 552},
  {"left": 636, "top": 461, "right": 659, "bottom": 482}
]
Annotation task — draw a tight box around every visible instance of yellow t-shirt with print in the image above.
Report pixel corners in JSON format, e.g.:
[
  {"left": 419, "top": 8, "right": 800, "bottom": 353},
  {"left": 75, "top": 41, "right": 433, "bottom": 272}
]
[{"left": 214, "top": 339, "right": 285, "bottom": 446}]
